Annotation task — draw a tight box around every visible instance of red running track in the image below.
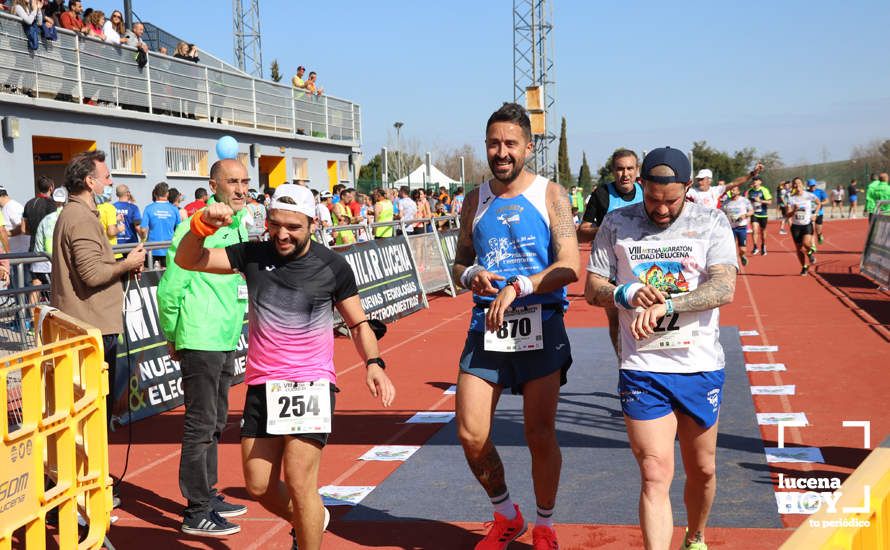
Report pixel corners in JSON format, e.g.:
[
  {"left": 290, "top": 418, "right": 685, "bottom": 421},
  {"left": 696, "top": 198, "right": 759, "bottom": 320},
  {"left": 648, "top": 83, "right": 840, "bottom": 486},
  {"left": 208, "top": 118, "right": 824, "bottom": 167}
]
[{"left": 95, "top": 217, "right": 884, "bottom": 549}]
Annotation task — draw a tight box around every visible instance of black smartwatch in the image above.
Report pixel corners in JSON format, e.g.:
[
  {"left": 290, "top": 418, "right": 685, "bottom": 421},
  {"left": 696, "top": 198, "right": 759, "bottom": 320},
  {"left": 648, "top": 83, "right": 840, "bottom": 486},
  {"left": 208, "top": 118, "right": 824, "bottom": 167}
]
[
  {"left": 366, "top": 357, "right": 386, "bottom": 370},
  {"left": 504, "top": 275, "right": 521, "bottom": 295}
]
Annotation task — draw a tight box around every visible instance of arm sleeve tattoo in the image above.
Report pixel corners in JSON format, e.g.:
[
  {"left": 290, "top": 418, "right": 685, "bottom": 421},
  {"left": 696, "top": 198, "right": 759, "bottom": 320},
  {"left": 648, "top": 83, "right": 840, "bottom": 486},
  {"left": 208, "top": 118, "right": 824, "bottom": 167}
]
[{"left": 671, "top": 264, "right": 737, "bottom": 313}]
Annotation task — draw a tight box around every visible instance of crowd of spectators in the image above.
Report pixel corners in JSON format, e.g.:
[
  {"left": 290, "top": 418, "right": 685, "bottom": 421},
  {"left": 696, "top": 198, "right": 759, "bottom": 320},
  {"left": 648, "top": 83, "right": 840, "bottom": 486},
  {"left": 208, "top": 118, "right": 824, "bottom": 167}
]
[
  {"left": 0, "top": 175, "right": 466, "bottom": 294},
  {"left": 1, "top": 0, "right": 196, "bottom": 57}
]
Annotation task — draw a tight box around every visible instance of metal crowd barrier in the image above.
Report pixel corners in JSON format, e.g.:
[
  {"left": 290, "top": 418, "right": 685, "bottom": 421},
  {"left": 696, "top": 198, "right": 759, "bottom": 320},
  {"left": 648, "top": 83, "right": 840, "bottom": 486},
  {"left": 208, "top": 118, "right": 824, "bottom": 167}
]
[
  {"left": 0, "top": 307, "right": 111, "bottom": 549},
  {"left": 0, "top": 12, "right": 360, "bottom": 142}
]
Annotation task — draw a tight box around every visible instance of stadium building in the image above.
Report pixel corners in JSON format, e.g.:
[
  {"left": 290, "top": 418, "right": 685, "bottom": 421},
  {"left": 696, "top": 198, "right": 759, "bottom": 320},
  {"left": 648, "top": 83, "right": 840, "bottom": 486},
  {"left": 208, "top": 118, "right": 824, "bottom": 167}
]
[{"left": 0, "top": 13, "right": 361, "bottom": 205}]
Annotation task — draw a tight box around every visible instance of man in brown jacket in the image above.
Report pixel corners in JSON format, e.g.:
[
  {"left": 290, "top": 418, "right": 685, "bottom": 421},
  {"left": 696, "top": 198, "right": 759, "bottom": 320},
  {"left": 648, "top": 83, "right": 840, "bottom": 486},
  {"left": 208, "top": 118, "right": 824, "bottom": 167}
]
[{"left": 50, "top": 150, "right": 146, "bottom": 427}]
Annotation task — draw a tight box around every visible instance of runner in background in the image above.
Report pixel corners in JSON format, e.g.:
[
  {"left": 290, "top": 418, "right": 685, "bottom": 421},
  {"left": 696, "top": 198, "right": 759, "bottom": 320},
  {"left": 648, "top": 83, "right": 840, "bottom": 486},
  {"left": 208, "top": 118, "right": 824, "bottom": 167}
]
[
  {"left": 777, "top": 180, "right": 792, "bottom": 234},
  {"left": 586, "top": 147, "right": 738, "bottom": 550},
  {"left": 722, "top": 189, "right": 754, "bottom": 266},
  {"left": 685, "top": 164, "right": 762, "bottom": 209},
  {"left": 452, "top": 103, "right": 578, "bottom": 550},
  {"left": 744, "top": 176, "right": 771, "bottom": 256},
  {"left": 807, "top": 179, "right": 828, "bottom": 246},
  {"left": 173, "top": 184, "right": 395, "bottom": 550},
  {"left": 786, "top": 177, "right": 820, "bottom": 276},
  {"left": 847, "top": 179, "right": 859, "bottom": 219},
  {"left": 829, "top": 185, "right": 844, "bottom": 219},
  {"left": 577, "top": 148, "right": 643, "bottom": 357}
]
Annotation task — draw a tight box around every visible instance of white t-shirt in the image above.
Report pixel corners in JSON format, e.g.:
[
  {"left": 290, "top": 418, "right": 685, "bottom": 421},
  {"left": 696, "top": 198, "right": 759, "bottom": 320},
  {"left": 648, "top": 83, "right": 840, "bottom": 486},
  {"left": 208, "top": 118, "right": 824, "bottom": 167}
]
[
  {"left": 397, "top": 197, "right": 417, "bottom": 233},
  {"left": 2, "top": 199, "right": 27, "bottom": 253},
  {"left": 587, "top": 202, "right": 738, "bottom": 373},
  {"left": 830, "top": 188, "right": 844, "bottom": 201},
  {"left": 722, "top": 197, "right": 753, "bottom": 228},
  {"left": 788, "top": 192, "right": 820, "bottom": 226},
  {"left": 102, "top": 21, "right": 122, "bottom": 44},
  {"left": 686, "top": 185, "right": 726, "bottom": 209}
]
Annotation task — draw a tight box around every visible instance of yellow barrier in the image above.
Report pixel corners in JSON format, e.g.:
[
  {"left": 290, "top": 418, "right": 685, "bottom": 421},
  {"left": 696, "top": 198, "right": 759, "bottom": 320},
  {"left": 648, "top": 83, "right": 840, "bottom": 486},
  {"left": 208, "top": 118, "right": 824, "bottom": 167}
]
[
  {"left": 781, "top": 443, "right": 890, "bottom": 549},
  {"left": 0, "top": 307, "right": 111, "bottom": 549}
]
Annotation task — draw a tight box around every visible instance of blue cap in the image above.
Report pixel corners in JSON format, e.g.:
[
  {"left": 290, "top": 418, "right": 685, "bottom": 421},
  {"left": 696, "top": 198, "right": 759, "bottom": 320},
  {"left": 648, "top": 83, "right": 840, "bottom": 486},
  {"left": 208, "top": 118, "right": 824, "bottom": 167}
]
[
  {"left": 807, "top": 179, "right": 817, "bottom": 187},
  {"left": 641, "top": 147, "right": 691, "bottom": 184}
]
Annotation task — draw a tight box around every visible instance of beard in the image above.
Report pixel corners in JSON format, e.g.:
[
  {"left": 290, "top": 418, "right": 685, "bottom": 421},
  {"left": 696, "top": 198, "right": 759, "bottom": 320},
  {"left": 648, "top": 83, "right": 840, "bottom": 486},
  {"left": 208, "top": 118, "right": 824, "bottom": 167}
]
[
  {"left": 274, "top": 232, "right": 312, "bottom": 259},
  {"left": 488, "top": 154, "right": 526, "bottom": 184}
]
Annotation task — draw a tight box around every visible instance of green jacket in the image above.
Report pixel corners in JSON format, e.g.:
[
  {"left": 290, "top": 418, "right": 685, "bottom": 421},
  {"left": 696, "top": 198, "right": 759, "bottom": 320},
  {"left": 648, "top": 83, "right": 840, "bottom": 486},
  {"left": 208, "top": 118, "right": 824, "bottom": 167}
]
[{"left": 158, "top": 197, "right": 249, "bottom": 351}]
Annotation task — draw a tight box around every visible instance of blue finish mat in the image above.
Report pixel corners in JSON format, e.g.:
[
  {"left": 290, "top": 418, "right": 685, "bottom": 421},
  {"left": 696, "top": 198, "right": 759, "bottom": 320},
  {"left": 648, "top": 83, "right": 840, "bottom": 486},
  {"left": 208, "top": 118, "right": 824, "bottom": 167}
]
[{"left": 345, "top": 327, "right": 780, "bottom": 527}]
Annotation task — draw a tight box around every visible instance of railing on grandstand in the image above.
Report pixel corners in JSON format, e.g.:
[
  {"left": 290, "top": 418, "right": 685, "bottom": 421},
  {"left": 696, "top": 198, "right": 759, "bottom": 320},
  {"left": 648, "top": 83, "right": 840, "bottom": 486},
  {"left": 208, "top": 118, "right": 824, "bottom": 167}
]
[{"left": 0, "top": 12, "right": 360, "bottom": 142}]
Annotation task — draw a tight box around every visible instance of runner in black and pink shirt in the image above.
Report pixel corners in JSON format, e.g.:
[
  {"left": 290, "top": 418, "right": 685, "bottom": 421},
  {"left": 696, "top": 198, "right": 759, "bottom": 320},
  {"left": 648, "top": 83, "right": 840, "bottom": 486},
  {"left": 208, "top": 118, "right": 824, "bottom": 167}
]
[{"left": 174, "top": 183, "right": 395, "bottom": 550}]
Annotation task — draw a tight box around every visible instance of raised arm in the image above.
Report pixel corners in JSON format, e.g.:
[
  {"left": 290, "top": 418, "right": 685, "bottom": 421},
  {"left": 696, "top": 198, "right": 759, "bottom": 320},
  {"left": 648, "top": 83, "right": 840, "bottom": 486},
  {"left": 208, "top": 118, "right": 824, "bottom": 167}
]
[
  {"left": 723, "top": 162, "right": 764, "bottom": 192},
  {"left": 173, "top": 205, "right": 235, "bottom": 274}
]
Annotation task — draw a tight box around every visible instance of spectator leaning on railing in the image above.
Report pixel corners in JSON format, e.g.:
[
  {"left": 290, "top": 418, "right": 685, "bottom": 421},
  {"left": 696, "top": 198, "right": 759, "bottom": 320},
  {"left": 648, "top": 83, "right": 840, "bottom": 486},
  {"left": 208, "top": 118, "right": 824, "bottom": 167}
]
[
  {"left": 124, "top": 21, "right": 148, "bottom": 53},
  {"left": 174, "top": 41, "right": 200, "bottom": 63},
  {"left": 85, "top": 9, "right": 105, "bottom": 41},
  {"left": 102, "top": 9, "right": 127, "bottom": 45},
  {"left": 58, "top": 0, "right": 87, "bottom": 34},
  {"left": 12, "top": 0, "right": 43, "bottom": 50}
]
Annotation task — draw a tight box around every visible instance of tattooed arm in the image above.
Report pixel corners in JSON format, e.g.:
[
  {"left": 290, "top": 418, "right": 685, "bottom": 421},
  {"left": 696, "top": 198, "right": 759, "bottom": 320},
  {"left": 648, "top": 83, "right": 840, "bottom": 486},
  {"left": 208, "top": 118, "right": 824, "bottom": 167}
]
[
  {"left": 530, "top": 182, "right": 580, "bottom": 293},
  {"left": 585, "top": 273, "right": 616, "bottom": 307},
  {"left": 451, "top": 188, "right": 479, "bottom": 288},
  {"left": 671, "top": 264, "right": 737, "bottom": 312}
]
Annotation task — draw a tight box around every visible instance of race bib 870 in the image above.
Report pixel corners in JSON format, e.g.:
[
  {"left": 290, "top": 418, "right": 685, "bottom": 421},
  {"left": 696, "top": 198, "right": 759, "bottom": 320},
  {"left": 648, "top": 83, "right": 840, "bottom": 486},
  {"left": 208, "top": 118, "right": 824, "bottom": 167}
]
[
  {"left": 265, "top": 380, "right": 331, "bottom": 435},
  {"left": 483, "top": 304, "right": 544, "bottom": 352}
]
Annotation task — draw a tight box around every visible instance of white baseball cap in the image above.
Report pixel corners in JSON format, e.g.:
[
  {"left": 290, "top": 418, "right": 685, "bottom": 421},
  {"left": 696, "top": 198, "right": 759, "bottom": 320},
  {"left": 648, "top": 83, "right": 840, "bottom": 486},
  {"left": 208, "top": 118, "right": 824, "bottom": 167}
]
[
  {"left": 695, "top": 169, "right": 713, "bottom": 179},
  {"left": 269, "top": 184, "right": 316, "bottom": 219},
  {"left": 52, "top": 187, "right": 68, "bottom": 203}
]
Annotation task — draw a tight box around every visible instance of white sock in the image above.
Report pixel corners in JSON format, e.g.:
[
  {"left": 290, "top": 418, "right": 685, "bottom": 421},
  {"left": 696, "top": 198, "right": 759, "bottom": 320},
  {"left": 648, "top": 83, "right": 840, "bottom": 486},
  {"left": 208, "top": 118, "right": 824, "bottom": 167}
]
[
  {"left": 490, "top": 492, "right": 516, "bottom": 520},
  {"left": 536, "top": 505, "right": 554, "bottom": 528}
]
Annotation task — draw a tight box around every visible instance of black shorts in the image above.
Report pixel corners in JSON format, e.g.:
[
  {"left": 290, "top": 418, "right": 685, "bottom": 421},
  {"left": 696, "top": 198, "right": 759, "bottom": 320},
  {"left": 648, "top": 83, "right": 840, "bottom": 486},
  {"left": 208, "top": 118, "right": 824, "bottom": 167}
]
[
  {"left": 815, "top": 215, "right": 824, "bottom": 225},
  {"left": 240, "top": 382, "right": 338, "bottom": 446},
  {"left": 791, "top": 224, "right": 813, "bottom": 244},
  {"left": 752, "top": 216, "right": 768, "bottom": 228}
]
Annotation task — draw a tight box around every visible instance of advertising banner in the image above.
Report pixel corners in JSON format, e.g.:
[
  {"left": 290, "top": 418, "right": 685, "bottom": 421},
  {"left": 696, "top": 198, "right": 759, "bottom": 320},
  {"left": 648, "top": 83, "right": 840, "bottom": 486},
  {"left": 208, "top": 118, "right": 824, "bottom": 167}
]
[
  {"left": 338, "top": 235, "right": 425, "bottom": 323},
  {"left": 110, "top": 270, "right": 249, "bottom": 426},
  {"left": 862, "top": 212, "right": 890, "bottom": 287}
]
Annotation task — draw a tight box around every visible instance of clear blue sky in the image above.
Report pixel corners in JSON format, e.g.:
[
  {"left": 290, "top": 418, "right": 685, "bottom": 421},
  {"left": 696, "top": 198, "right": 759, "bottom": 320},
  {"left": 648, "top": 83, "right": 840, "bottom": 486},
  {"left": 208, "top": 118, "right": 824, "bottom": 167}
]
[{"left": 89, "top": 0, "right": 890, "bottom": 172}]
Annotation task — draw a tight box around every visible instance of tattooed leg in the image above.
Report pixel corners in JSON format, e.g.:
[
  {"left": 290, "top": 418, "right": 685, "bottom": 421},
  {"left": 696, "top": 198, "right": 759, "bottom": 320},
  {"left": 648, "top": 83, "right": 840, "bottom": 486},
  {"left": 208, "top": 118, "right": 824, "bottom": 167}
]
[{"left": 465, "top": 440, "right": 508, "bottom": 497}]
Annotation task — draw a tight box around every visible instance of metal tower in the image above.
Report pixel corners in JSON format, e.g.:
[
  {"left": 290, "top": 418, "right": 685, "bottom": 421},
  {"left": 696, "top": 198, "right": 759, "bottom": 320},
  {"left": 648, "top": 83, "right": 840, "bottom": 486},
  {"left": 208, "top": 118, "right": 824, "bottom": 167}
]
[
  {"left": 233, "top": 0, "right": 263, "bottom": 78},
  {"left": 513, "top": 0, "right": 556, "bottom": 179}
]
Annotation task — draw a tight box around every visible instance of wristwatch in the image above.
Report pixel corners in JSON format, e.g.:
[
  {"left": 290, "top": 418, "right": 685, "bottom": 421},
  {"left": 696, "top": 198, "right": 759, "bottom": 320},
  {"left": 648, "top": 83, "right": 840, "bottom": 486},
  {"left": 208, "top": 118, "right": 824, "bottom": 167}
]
[
  {"left": 505, "top": 276, "right": 521, "bottom": 295},
  {"left": 366, "top": 357, "right": 386, "bottom": 370}
]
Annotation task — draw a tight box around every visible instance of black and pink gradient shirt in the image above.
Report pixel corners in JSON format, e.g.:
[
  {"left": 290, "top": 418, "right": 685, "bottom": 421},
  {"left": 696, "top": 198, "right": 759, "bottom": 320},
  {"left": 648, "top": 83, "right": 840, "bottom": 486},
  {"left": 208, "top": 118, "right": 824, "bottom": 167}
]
[{"left": 226, "top": 240, "right": 358, "bottom": 386}]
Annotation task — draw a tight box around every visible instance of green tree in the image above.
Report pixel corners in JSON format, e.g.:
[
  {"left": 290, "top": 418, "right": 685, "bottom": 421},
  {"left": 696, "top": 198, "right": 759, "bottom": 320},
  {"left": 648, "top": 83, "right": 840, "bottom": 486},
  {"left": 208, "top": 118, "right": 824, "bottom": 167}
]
[
  {"left": 557, "top": 117, "right": 572, "bottom": 187},
  {"left": 578, "top": 151, "right": 592, "bottom": 192},
  {"left": 691, "top": 141, "right": 758, "bottom": 182},
  {"left": 270, "top": 59, "right": 282, "bottom": 82}
]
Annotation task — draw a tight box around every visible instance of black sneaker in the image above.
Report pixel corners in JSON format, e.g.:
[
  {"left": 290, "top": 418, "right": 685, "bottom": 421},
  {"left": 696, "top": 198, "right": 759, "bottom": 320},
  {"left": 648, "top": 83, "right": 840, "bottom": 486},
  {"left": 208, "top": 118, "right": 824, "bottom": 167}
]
[
  {"left": 751, "top": 248, "right": 759, "bottom": 256},
  {"left": 741, "top": 255, "right": 748, "bottom": 266},
  {"left": 800, "top": 266, "right": 809, "bottom": 276},
  {"left": 212, "top": 494, "right": 247, "bottom": 518},
  {"left": 761, "top": 249, "right": 768, "bottom": 256},
  {"left": 181, "top": 510, "right": 241, "bottom": 536}
]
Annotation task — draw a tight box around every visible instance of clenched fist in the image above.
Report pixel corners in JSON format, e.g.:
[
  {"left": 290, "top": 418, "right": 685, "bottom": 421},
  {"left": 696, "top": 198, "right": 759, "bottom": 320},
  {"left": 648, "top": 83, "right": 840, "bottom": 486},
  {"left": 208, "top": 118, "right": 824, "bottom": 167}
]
[{"left": 202, "top": 203, "right": 234, "bottom": 228}]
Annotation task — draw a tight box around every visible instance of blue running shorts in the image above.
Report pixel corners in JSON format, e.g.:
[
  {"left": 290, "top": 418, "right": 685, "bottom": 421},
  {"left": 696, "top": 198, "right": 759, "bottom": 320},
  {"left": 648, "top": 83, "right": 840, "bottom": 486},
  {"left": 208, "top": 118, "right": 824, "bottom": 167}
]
[
  {"left": 732, "top": 226, "right": 748, "bottom": 246},
  {"left": 618, "top": 369, "right": 725, "bottom": 428}
]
